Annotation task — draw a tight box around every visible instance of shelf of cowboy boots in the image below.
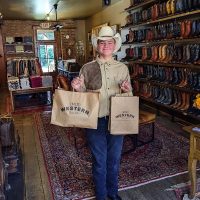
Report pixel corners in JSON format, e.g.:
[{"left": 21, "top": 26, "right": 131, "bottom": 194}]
[
  {"left": 125, "top": 0, "right": 155, "bottom": 13},
  {"left": 132, "top": 77, "right": 200, "bottom": 94},
  {"left": 124, "top": 61, "right": 200, "bottom": 69},
  {"left": 121, "top": 10, "right": 200, "bottom": 30},
  {"left": 139, "top": 96, "right": 200, "bottom": 122},
  {"left": 122, "top": 38, "right": 200, "bottom": 46}
]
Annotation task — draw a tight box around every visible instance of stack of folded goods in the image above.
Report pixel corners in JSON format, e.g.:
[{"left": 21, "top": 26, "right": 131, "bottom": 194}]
[
  {"left": 20, "top": 77, "right": 31, "bottom": 89},
  {"left": 42, "top": 76, "right": 53, "bottom": 87},
  {"left": 30, "top": 76, "right": 42, "bottom": 88},
  {"left": 7, "top": 76, "right": 20, "bottom": 90}
]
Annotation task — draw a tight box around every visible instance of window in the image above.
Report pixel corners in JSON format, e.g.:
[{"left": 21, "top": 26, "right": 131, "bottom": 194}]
[
  {"left": 36, "top": 29, "right": 56, "bottom": 72},
  {"left": 38, "top": 45, "right": 55, "bottom": 72},
  {"left": 37, "top": 30, "right": 55, "bottom": 40}
]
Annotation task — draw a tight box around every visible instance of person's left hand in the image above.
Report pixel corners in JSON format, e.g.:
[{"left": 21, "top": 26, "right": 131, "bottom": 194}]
[{"left": 120, "top": 80, "right": 132, "bottom": 93}]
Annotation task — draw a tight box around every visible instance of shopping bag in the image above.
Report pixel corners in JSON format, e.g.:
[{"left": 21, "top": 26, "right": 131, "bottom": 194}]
[
  {"left": 51, "top": 89, "right": 99, "bottom": 129},
  {"left": 110, "top": 96, "right": 139, "bottom": 135}
]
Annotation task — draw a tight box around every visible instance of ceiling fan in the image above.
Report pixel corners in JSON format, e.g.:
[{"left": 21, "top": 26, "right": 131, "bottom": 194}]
[{"left": 51, "top": 3, "right": 63, "bottom": 31}]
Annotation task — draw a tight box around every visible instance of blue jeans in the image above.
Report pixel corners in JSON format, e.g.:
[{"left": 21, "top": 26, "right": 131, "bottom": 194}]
[{"left": 86, "top": 117, "right": 124, "bottom": 200}]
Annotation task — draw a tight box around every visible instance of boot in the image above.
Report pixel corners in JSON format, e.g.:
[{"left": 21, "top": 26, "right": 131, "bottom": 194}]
[
  {"left": 180, "top": 21, "right": 186, "bottom": 38},
  {"left": 178, "top": 68, "right": 188, "bottom": 87},
  {"left": 191, "top": 20, "right": 197, "bottom": 37},
  {"left": 173, "top": 90, "right": 182, "bottom": 109},
  {"left": 178, "top": 92, "right": 186, "bottom": 110},
  {"left": 166, "top": 0, "right": 172, "bottom": 15},
  {"left": 183, "top": 20, "right": 191, "bottom": 38},
  {"left": 170, "top": 0, "right": 176, "bottom": 14},
  {"left": 181, "top": 93, "right": 190, "bottom": 111},
  {"left": 170, "top": 89, "right": 178, "bottom": 108}
]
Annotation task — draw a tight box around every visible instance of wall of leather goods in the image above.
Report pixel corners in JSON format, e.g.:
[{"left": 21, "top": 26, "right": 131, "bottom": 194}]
[{"left": 120, "top": 0, "right": 200, "bottom": 121}]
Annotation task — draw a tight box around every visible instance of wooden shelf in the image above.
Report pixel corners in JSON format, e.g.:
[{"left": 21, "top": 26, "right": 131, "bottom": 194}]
[
  {"left": 126, "top": 60, "right": 200, "bottom": 69},
  {"left": 122, "top": 10, "right": 200, "bottom": 29},
  {"left": 125, "top": 0, "right": 155, "bottom": 12},
  {"left": 122, "top": 37, "right": 200, "bottom": 46},
  {"left": 140, "top": 96, "right": 200, "bottom": 122},
  {"left": 5, "top": 43, "right": 33, "bottom": 46},
  {"left": 132, "top": 76, "right": 200, "bottom": 93}
]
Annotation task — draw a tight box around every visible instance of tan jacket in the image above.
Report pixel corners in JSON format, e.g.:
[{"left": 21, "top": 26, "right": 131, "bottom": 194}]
[{"left": 80, "top": 57, "right": 132, "bottom": 117}]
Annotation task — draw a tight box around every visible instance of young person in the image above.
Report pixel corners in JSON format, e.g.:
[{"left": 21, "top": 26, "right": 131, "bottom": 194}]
[{"left": 71, "top": 26, "right": 132, "bottom": 200}]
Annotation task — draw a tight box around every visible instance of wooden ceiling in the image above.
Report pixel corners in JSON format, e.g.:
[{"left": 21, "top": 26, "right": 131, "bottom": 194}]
[{"left": 0, "top": 0, "right": 121, "bottom": 21}]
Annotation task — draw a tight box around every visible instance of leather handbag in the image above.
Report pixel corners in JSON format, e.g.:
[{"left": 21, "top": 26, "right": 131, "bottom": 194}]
[{"left": 0, "top": 114, "right": 15, "bottom": 147}]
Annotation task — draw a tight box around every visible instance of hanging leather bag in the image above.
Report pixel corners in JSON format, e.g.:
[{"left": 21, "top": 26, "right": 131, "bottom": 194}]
[{"left": 0, "top": 114, "right": 15, "bottom": 147}]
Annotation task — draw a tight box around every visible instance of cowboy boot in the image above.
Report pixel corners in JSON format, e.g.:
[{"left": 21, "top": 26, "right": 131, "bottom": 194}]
[
  {"left": 176, "top": 0, "right": 183, "bottom": 13},
  {"left": 183, "top": 20, "right": 192, "bottom": 38},
  {"left": 147, "top": 47, "right": 152, "bottom": 60},
  {"left": 177, "top": 45, "right": 183, "bottom": 63},
  {"left": 142, "top": 47, "right": 147, "bottom": 61},
  {"left": 178, "top": 68, "right": 188, "bottom": 87},
  {"left": 191, "top": 20, "right": 197, "bottom": 37},
  {"left": 161, "top": 45, "right": 168, "bottom": 61},
  {"left": 170, "top": 0, "right": 176, "bottom": 14},
  {"left": 187, "top": 0, "right": 192, "bottom": 11},
  {"left": 166, "top": 0, "right": 172, "bottom": 15},
  {"left": 173, "top": 90, "right": 183, "bottom": 109},
  {"left": 158, "top": 45, "right": 163, "bottom": 62},
  {"left": 154, "top": 46, "right": 159, "bottom": 62},
  {"left": 178, "top": 92, "right": 186, "bottom": 110},
  {"left": 192, "top": 72, "right": 198, "bottom": 89},
  {"left": 159, "top": 3, "right": 164, "bottom": 17},
  {"left": 174, "top": 21, "right": 181, "bottom": 38},
  {"left": 162, "top": 2, "right": 167, "bottom": 16},
  {"left": 171, "top": 89, "right": 178, "bottom": 108},
  {"left": 182, "top": 0, "right": 188, "bottom": 11},
  {"left": 180, "top": 21, "right": 186, "bottom": 38},
  {"left": 181, "top": 93, "right": 190, "bottom": 111},
  {"left": 128, "top": 29, "right": 134, "bottom": 43},
  {"left": 193, "top": 44, "right": 200, "bottom": 64}
]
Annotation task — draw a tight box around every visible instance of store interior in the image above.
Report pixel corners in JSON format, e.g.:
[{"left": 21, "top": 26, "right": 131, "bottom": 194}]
[{"left": 0, "top": 0, "right": 200, "bottom": 199}]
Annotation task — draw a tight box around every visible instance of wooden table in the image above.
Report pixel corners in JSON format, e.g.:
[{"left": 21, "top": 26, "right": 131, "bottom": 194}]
[
  {"left": 10, "top": 86, "right": 53, "bottom": 111},
  {"left": 183, "top": 125, "right": 200, "bottom": 199}
]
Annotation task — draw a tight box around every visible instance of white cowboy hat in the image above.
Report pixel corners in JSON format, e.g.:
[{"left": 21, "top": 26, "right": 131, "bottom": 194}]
[{"left": 91, "top": 26, "right": 122, "bottom": 53}]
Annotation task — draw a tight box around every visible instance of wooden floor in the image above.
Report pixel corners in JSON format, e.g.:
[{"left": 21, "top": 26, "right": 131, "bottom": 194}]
[{"left": 0, "top": 88, "right": 194, "bottom": 200}]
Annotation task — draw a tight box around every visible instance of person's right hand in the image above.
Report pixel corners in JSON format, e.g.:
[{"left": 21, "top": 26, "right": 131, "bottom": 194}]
[{"left": 71, "top": 75, "right": 84, "bottom": 91}]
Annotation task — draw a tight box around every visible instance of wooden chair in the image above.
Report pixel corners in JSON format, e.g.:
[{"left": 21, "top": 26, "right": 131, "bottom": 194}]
[
  {"left": 123, "top": 110, "right": 156, "bottom": 154},
  {"left": 183, "top": 125, "right": 200, "bottom": 199}
]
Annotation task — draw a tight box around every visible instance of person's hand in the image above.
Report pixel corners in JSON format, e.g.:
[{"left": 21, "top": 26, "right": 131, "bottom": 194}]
[
  {"left": 71, "top": 75, "right": 84, "bottom": 91},
  {"left": 120, "top": 80, "right": 131, "bottom": 93}
]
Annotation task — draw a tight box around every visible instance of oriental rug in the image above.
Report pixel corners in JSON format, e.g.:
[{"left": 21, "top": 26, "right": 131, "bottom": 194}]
[{"left": 34, "top": 111, "right": 189, "bottom": 200}]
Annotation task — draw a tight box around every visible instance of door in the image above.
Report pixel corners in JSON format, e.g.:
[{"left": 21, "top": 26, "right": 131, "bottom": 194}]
[
  {"left": 36, "top": 29, "right": 57, "bottom": 73},
  {"left": 37, "top": 44, "right": 55, "bottom": 72}
]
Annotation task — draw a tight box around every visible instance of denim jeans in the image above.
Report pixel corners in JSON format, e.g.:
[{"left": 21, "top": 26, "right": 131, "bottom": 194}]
[{"left": 86, "top": 117, "right": 124, "bottom": 200}]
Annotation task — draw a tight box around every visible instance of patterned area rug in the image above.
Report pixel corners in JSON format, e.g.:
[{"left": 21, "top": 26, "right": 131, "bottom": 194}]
[{"left": 34, "top": 112, "right": 189, "bottom": 200}]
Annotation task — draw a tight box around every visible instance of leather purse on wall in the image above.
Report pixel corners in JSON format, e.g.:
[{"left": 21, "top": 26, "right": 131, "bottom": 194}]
[{"left": 0, "top": 114, "right": 15, "bottom": 147}]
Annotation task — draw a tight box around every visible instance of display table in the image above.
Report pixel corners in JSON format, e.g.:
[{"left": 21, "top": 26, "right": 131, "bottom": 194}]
[
  {"left": 10, "top": 86, "right": 53, "bottom": 111},
  {"left": 183, "top": 125, "right": 200, "bottom": 199}
]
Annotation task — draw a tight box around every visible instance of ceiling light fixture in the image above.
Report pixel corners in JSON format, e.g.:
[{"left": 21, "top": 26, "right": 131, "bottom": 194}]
[
  {"left": 51, "top": 3, "right": 63, "bottom": 31},
  {"left": 46, "top": 14, "right": 50, "bottom": 20},
  {"left": 0, "top": 12, "right": 3, "bottom": 19}
]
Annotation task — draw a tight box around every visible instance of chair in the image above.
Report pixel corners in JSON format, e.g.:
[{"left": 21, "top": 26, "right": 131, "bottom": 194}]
[{"left": 123, "top": 110, "right": 156, "bottom": 154}]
